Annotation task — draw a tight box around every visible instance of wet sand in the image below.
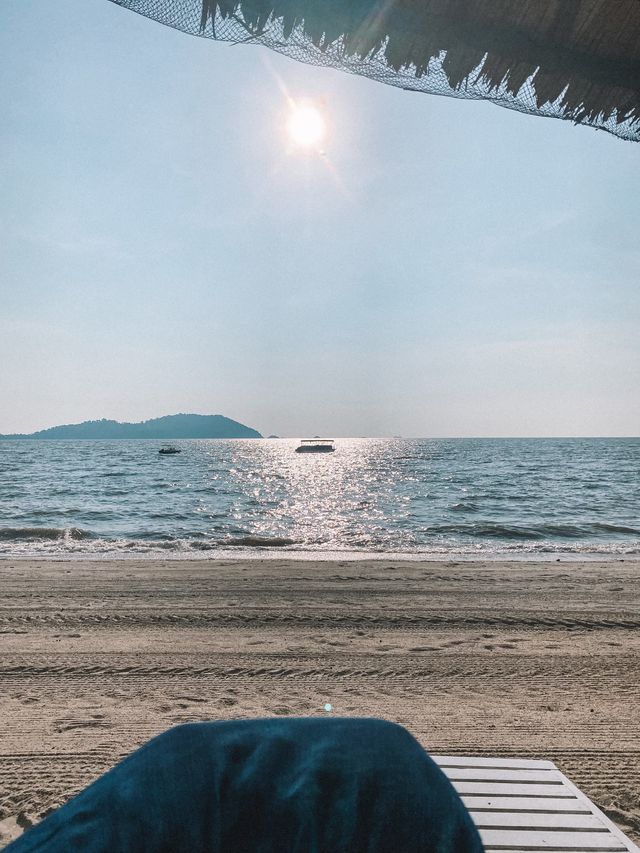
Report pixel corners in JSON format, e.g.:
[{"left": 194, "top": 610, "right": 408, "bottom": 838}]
[{"left": 1, "top": 558, "right": 639, "bottom": 847}]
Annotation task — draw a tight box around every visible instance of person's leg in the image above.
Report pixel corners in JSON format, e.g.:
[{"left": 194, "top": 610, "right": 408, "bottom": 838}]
[{"left": 6, "top": 717, "right": 483, "bottom": 853}]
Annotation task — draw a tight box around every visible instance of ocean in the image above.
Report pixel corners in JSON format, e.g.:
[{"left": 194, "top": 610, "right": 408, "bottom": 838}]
[{"left": 0, "top": 437, "right": 638, "bottom": 559}]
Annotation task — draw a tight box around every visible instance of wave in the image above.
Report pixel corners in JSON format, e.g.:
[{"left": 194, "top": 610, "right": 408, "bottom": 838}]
[
  {"left": 225, "top": 536, "right": 296, "bottom": 547},
  {"left": 1, "top": 521, "right": 638, "bottom": 556},
  {"left": 591, "top": 522, "right": 640, "bottom": 534},
  {"left": 0, "top": 527, "right": 92, "bottom": 542},
  {"left": 423, "top": 521, "right": 640, "bottom": 540},
  {"left": 449, "top": 502, "right": 479, "bottom": 513}
]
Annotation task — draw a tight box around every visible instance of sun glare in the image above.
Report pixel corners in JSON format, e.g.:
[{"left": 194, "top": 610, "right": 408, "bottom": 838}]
[{"left": 287, "top": 102, "right": 327, "bottom": 149}]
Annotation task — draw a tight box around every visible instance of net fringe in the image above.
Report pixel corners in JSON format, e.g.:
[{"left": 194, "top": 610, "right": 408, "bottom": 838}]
[{"left": 108, "top": 0, "right": 640, "bottom": 142}]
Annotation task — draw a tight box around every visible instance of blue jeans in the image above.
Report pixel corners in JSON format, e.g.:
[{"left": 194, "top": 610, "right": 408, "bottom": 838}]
[{"left": 7, "top": 717, "right": 484, "bottom": 852}]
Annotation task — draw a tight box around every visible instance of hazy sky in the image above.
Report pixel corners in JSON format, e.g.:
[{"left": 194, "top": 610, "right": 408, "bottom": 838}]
[{"left": 1, "top": 1, "right": 639, "bottom": 437}]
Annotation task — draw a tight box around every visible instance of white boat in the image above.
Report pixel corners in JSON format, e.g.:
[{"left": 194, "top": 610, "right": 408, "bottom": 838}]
[{"left": 295, "top": 439, "right": 335, "bottom": 453}]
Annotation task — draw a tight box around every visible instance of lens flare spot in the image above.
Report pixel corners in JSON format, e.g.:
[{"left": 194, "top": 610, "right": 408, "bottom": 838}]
[{"left": 287, "top": 103, "right": 327, "bottom": 148}]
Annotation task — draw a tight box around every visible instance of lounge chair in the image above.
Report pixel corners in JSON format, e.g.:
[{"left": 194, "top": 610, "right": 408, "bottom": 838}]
[{"left": 435, "top": 755, "right": 639, "bottom": 852}]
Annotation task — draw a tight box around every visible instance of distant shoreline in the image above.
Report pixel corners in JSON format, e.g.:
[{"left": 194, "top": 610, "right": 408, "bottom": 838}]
[
  {"left": 0, "top": 413, "right": 262, "bottom": 440},
  {"left": 0, "top": 435, "right": 262, "bottom": 442},
  {"left": 2, "top": 436, "right": 640, "bottom": 440}
]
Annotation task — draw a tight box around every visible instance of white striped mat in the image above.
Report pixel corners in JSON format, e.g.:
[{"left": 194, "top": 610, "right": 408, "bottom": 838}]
[{"left": 434, "top": 755, "right": 639, "bottom": 853}]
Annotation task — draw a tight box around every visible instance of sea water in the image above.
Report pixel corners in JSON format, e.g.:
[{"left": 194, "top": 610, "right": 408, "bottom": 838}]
[{"left": 0, "top": 437, "right": 638, "bottom": 558}]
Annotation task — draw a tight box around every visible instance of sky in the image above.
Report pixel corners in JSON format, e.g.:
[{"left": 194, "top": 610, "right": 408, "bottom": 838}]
[{"left": 1, "top": 1, "right": 639, "bottom": 438}]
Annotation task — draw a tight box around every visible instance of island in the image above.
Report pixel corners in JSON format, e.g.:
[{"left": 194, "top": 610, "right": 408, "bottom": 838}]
[{"left": 0, "top": 414, "right": 262, "bottom": 440}]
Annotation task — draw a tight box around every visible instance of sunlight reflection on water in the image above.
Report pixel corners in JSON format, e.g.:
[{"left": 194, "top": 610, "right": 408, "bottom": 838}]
[{"left": 0, "top": 437, "right": 639, "bottom": 558}]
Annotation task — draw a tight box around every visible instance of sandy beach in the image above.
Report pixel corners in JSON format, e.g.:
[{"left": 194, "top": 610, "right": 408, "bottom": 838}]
[{"left": 1, "top": 558, "right": 638, "bottom": 847}]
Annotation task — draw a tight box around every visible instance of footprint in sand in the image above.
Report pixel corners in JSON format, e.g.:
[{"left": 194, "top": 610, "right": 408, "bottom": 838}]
[
  {"left": 17, "top": 813, "right": 34, "bottom": 831},
  {"left": 172, "top": 694, "right": 208, "bottom": 704},
  {"left": 0, "top": 815, "right": 25, "bottom": 847},
  {"left": 53, "top": 714, "right": 112, "bottom": 733}
]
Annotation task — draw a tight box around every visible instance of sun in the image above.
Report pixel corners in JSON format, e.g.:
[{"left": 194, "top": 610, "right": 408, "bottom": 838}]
[{"left": 286, "top": 101, "right": 327, "bottom": 149}]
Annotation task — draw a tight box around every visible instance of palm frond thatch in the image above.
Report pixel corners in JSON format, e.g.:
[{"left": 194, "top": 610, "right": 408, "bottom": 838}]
[{"left": 110, "top": 0, "right": 640, "bottom": 141}]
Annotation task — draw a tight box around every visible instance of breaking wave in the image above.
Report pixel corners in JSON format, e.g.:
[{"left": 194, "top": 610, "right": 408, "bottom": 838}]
[
  {"left": 226, "top": 536, "right": 297, "bottom": 547},
  {"left": 422, "top": 521, "right": 640, "bottom": 540},
  {"left": 0, "top": 527, "right": 92, "bottom": 542}
]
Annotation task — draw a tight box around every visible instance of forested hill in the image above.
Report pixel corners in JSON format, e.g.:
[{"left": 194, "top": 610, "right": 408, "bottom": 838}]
[{"left": 1, "top": 414, "right": 262, "bottom": 440}]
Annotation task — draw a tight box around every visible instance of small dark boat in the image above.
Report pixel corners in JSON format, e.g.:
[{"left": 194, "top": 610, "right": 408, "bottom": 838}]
[
  {"left": 295, "top": 439, "right": 335, "bottom": 453},
  {"left": 159, "top": 445, "right": 182, "bottom": 455}
]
